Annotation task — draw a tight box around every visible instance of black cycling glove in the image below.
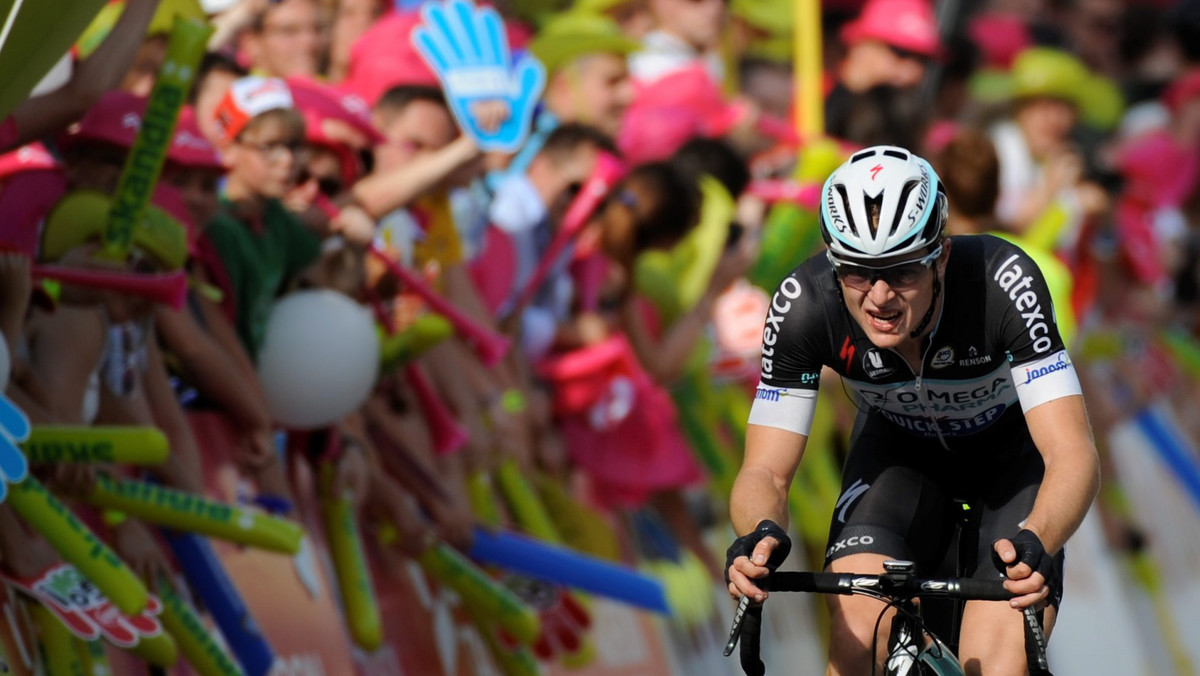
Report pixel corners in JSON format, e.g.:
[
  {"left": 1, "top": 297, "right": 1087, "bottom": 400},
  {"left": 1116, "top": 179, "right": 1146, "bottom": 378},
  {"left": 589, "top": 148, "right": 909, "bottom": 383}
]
[
  {"left": 996, "top": 529, "right": 1058, "bottom": 590},
  {"left": 725, "top": 520, "right": 792, "bottom": 585}
]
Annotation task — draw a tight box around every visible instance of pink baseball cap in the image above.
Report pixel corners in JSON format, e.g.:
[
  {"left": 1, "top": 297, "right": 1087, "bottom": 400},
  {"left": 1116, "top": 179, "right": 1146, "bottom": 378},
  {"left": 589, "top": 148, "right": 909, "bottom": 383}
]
[
  {"left": 840, "top": 0, "right": 941, "bottom": 58},
  {"left": 59, "top": 91, "right": 146, "bottom": 150},
  {"left": 1163, "top": 68, "right": 1200, "bottom": 113},
  {"left": 289, "top": 76, "right": 385, "bottom": 185},
  {"left": 288, "top": 76, "right": 385, "bottom": 148},
  {"left": 967, "top": 14, "right": 1031, "bottom": 69},
  {"left": 167, "top": 107, "right": 223, "bottom": 170},
  {"left": 619, "top": 66, "right": 794, "bottom": 163},
  {"left": 339, "top": 9, "right": 532, "bottom": 107},
  {"left": 338, "top": 12, "right": 441, "bottom": 107},
  {"left": 0, "top": 142, "right": 59, "bottom": 181}
]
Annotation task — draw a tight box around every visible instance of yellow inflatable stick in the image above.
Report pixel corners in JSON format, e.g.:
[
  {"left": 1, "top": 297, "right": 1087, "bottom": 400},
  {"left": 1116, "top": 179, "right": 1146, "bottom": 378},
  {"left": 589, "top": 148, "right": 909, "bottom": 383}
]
[
  {"left": 75, "top": 639, "right": 112, "bottom": 676},
  {"left": 463, "top": 602, "right": 540, "bottom": 676},
  {"left": 126, "top": 630, "right": 178, "bottom": 668},
  {"left": 418, "top": 544, "right": 540, "bottom": 645},
  {"left": 84, "top": 475, "right": 303, "bottom": 554},
  {"left": 535, "top": 475, "right": 619, "bottom": 561},
  {"left": 319, "top": 463, "right": 382, "bottom": 652},
  {"left": 7, "top": 477, "right": 148, "bottom": 615},
  {"left": 466, "top": 470, "right": 502, "bottom": 527},
  {"left": 157, "top": 580, "right": 246, "bottom": 676},
  {"left": 378, "top": 314, "right": 453, "bottom": 373},
  {"left": 77, "top": 0, "right": 207, "bottom": 58},
  {"left": 24, "top": 426, "right": 168, "bottom": 465},
  {"left": 102, "top": 15, "right": 211, "bottom": 260},
  {"left": 28, "top": 602, "right": 83, "bottom": 676},
  {"left": 494, "top": 459, "right": 561, "bottom": 544}
]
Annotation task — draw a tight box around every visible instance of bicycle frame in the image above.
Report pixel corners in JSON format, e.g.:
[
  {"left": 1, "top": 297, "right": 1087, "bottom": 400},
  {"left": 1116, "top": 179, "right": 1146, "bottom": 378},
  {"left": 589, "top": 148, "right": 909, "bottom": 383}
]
[{"left": 885, "top": 594, "right": 964, "bottom": 676}]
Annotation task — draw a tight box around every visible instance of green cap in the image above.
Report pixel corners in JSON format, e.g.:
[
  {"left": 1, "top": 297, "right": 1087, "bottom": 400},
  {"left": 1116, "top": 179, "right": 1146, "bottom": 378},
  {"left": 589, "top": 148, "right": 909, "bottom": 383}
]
[
  {"left": 971, "top": 47, "right": 1124, "bottom": 131},
  {"left": 529, "top": 12, "right": 641, "bottom": 73},
  {"left": 1010, "top": 47, "right": 1089, "bottom": 104}
]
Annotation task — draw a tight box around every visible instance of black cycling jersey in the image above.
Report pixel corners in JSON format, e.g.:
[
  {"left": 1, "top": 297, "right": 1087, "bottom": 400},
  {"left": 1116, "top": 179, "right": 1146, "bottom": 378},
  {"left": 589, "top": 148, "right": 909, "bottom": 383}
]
[{"left": 748, "top": 234, "right": 1082, "bottom": 454}]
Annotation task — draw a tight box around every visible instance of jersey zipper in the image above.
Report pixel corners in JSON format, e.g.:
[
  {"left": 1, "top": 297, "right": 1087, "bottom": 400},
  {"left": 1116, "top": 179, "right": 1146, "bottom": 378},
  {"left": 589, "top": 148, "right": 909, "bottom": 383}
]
[{"left": 889, "top": 332, "right": 951, "bottom": 451}]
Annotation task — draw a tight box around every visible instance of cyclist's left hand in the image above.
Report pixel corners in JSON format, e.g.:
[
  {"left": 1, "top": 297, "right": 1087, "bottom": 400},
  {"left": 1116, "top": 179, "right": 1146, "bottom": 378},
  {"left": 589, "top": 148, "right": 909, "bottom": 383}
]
[{"left": 993, "top": 529, "right": 1054, "bottom": 609}]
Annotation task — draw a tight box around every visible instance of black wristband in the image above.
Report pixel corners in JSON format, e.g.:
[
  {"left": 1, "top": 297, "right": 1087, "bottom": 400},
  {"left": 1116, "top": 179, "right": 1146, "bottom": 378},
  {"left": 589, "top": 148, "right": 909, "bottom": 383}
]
[{"left": 725, "top": 519, "right": 792, "bottom": 585}]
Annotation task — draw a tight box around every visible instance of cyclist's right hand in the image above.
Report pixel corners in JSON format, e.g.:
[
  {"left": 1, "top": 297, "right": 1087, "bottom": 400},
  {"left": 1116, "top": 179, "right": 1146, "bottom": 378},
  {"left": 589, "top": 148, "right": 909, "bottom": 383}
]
[{"left": 725, "top": 519, "right": 791, "bottom": 602}]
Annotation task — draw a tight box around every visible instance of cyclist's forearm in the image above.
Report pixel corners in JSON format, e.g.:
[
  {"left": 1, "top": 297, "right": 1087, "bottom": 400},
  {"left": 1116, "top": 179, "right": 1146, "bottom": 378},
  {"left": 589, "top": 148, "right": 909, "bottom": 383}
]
[
  {"left": 1023, "top": 439, "right": 1100, "bottom": 555},
  {"left": 731, "top": 425, "right": 806, "bottom": 535},
  {"left": 730, "top": 466, "right": 791, "bottom": 536}
]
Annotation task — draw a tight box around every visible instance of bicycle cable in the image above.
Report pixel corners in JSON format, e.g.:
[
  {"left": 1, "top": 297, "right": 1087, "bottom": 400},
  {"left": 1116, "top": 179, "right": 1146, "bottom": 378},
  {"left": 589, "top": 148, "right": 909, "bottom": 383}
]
[{"left": 868, "top": 593, "right": 928, "bottom": 676}]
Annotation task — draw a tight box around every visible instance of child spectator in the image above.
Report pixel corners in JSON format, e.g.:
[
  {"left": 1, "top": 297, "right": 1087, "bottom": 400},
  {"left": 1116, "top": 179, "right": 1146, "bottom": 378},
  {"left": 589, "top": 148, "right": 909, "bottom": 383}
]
[{"left": 202, "top": 76, "right": 321, "bottom": 358}]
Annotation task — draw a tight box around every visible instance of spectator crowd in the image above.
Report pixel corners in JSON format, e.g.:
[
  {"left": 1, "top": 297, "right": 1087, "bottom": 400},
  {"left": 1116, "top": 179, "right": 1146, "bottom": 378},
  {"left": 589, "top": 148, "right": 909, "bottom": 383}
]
[{"left": 0, "top": 0, "right": 1199, "bottom": 673}]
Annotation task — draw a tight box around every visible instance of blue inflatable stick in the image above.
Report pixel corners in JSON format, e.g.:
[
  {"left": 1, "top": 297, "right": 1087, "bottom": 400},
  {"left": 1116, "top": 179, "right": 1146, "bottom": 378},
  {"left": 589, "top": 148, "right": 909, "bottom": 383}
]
[
  {"left": 0, "top": 392, "right": 30, "bottom": 502},
  {"left": 468, "top": 528, "right": 670, "bottom": 614},
  {"left": 168, "top": 532, "right": 276, "bottom": 676},
  {"left": 1134, "top": 407, "right": 1200, "bottom": 514}
]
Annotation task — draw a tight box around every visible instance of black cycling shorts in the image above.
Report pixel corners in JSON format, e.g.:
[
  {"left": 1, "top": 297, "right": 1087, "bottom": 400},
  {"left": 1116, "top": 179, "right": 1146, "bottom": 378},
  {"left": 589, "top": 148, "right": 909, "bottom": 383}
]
[{"left": 823, "top": 411, "right": 1065, "bottom": 608}]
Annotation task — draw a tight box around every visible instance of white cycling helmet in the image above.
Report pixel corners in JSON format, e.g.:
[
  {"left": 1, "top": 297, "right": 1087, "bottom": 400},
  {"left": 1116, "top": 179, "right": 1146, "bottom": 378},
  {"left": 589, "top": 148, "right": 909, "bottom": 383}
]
[{"left": 819, "top": 145, "right": 948, "bottom": 263}]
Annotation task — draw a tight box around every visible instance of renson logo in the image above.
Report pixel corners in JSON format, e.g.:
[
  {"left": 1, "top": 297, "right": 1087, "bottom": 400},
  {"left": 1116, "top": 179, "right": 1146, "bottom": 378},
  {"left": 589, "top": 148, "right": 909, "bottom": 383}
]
[
  {"left": 760, "top": 277, "right": 803, "bottom": 379},
  {"left": 994, "top": 254, "right": 1053, "bottom": 353}
]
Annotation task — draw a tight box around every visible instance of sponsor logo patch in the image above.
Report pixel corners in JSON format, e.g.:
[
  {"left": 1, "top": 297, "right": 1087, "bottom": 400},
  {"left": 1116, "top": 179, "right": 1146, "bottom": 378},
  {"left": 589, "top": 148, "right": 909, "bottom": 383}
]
[
  {"left": 1020, "top": 351, "right": 1072, "bottom": 385},
  {"left": 760, "top": 277, "right": 803, "bottom": 380},
  {"left": 931, "top": 346, "right": 955, "bottom": 369},
  {"left": 862, "top": 348, "right": 894, "bottom": 379},
  {"left": 994, "top": 253, "right": 1053, "bottom": 353}
]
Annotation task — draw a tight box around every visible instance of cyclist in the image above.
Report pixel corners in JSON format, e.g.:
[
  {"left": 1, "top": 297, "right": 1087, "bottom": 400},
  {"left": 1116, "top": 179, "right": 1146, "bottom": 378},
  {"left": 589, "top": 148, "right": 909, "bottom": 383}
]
[{"left": 725, "top": 145, "right": 1100, "bottom": 675}]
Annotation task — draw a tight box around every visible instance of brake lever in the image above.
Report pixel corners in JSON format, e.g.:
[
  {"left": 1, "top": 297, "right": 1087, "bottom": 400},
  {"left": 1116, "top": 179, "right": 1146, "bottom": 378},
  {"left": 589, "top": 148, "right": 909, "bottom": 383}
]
[{"left": 723, "top": 594, "right": 752, "bottom": 657}]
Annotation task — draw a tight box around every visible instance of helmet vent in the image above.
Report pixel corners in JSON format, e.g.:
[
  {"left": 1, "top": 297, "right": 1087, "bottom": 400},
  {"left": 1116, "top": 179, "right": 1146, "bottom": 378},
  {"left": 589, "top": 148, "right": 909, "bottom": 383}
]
[
  {"left": 882, "top": 149, "right": 909, "bottom": 161},
  {"left": 863, "top": 194, "right": 883, "bottom": 236},
  {"left": 851, "top": 149, "right": 877, "bottom": 163},
  {"left": 833, "top": 184, "right": 856, "bottom": 236},
  {"left": 888, "top": 181, "right": 919, "bottom": 237}
]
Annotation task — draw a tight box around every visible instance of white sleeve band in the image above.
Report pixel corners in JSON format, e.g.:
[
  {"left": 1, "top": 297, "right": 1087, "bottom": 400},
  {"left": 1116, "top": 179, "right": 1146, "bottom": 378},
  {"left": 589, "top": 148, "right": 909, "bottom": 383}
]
[
  {"left": 747, "top": 384, "right": 819, "bottom": 436},
  {"left": 1012, "top": 349, "right": 1083, "bottom": 412}
]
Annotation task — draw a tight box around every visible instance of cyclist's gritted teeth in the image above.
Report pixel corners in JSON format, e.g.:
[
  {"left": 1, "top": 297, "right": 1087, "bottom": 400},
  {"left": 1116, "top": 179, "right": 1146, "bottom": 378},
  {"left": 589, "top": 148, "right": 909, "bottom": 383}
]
[{"left": 867, "top": 308, "right": 903, "bottom": 330}]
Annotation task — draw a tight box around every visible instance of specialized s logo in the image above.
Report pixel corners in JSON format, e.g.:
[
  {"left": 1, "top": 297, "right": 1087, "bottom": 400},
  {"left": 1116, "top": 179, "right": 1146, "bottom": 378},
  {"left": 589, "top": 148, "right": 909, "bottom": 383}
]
[
  {"left": 994, "top": 253, "right": 1053, "bottom": 353},
  {"left": 840, "top": 336, "right": 856, "bottom": 372},
  {"left": 870, "top": 164, "right": 884, "bottom": 180},
  {"left": 760, "top": 277, "right": 803, "bottom": 380},
  {"left": 862, "top": 348, "right": 894, "bottom": 379}
]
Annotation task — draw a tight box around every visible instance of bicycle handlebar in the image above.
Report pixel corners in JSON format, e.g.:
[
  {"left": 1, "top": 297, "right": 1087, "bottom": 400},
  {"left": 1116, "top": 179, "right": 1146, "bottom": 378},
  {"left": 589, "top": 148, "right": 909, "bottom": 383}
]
[
  {"left": 726, "top": 570, "right": 1052, "bottom": 675},
  {"left": 766, "top": 570, "right": 1013, "bottom": 600}
]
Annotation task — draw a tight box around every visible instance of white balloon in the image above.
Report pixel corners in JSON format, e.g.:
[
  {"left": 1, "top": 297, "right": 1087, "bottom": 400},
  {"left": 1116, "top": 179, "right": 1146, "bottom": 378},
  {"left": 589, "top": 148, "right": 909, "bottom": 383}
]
[{"left": 257, "top": 290, "right": 380, "bottom": 430}]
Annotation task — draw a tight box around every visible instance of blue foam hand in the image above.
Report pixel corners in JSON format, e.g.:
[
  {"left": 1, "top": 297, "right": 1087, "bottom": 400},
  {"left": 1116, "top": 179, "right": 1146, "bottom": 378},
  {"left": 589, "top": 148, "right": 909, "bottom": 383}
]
[
  {"left": 0, "top": 393, "right": 30, "bottom": 503},
  {"left": 412, "top": 0, "right": 546, "bottom": 153}
]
